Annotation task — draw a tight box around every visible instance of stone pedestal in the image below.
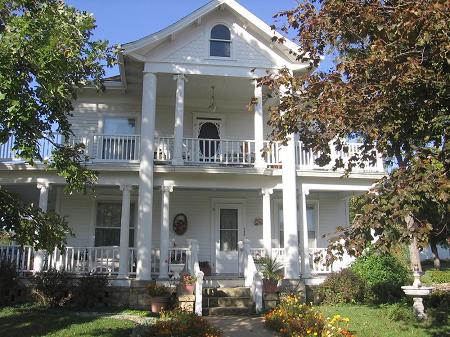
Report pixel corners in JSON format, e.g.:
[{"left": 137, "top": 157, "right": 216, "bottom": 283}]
[{"left": 178, "top": 294, "right": 195, "bottom": 313}]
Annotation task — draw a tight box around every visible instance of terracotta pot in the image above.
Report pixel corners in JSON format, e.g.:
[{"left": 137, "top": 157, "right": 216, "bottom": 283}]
[
  {"left": 263, "top": 279, "right": 278, "bottom": 293},
  {"left": 150, "top": 296, "right": 170, "bottom": 313},
  {"left": 179, "top": 283, "right": 195, "bottom": 295}
]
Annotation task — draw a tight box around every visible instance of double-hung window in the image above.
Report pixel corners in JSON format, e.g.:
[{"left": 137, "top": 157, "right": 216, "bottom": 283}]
[
  {"left": 95, "top": 202, "right": 135, "bottom": 247},
  {"left": 210, "top": 24, "right": 231, "bottom": 57}
]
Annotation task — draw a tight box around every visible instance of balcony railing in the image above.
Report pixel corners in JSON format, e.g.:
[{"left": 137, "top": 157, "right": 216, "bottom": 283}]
[{"left": 0, "top": 134, "right": 384, "bottom": 172}]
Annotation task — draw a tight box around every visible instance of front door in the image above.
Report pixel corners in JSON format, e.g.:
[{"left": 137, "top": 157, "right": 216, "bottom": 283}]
[{"left": 215, "top": 204, "right": 243, "bottom": 274}]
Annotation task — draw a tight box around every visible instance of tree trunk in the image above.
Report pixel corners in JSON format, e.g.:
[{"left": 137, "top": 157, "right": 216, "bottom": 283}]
[{"left": 430, "top": 241, "right": 441, "bottom": 270}]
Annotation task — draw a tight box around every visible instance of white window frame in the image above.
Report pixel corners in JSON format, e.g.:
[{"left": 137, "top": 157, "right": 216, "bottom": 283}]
[{"left": 206, "top": 22, "right": 235, "bottom": 60}]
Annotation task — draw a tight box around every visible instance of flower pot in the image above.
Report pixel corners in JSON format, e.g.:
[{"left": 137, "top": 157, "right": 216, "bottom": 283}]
[
  {"left": 150, "top": 296, "right": 170, "bottom": 313},
  {"left": 263, "top": 279, "right": 278, "bottom": 293},
  {"left": 179, "top": 283, "right": 195, "bottom": 295}
]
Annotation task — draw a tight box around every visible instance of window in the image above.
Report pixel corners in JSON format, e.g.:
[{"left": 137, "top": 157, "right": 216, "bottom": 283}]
[
  {"left": 95, "top": 202, "right": 135, "bottom": 247},
  {"left": 210, "top": 24, "right": 231, "bottom": 57},
  {"left": 219, "top": 209, "right": 238, "bottom": 251},
  {"left": 279, "top": 205, "right": 317, "bottom": 248},
  {"left": 104, "top": 118, "right": 136, "bottom": 135}
]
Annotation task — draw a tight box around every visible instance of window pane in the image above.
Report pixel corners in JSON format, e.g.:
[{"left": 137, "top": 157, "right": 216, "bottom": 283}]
[
  {"left": 104, "top": 118, "right": 136, "bottom": 135},
  {"left": 220, "top": 209, "right": 238, "bottom": 229},
  {"left": 220, "top": 230, "right": 237, "bottom": 251},
  {"left": 95, "top": 228, "right": 120, "bottom": 246},
  {"left": 129, "top": 229, "right": 135, "bottom": 247},
  {"left": 307, "top": 207, "right": 315, "bottom": 231},
  {"left": 211, "top": 24, "right": 231, "bottom": 40},
  {"left": 97, "top": 203, "right": 121, "bottom": 228},
  {"left": 210, "top": 41, "right": 231, "bottom": 57}
]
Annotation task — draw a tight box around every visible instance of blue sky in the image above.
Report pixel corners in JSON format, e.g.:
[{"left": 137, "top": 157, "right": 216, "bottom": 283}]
[{"left": 66, "top": 0, "right": 331, "bottom": 76}]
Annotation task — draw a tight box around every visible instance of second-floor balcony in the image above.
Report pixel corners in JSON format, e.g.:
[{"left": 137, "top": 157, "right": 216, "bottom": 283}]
[{"left": 0, "top": 134, "right": 385, "bottom": 173}]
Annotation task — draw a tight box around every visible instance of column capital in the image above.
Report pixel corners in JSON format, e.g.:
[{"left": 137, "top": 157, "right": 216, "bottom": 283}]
[
  {"left": 261, "top": 188, "right": 274, "bottom": 196},
  {"left": 119, "top": 184, "right": 133, "bottom": 192},
  {"left": 161, "top": 185, "right": 174, "bottom": 193},
  {"left": 36, "top": 182, "right": 50, "bottom": 191},
  {"left": 172, "top": 73, "right": 187, "bottom": 82}
]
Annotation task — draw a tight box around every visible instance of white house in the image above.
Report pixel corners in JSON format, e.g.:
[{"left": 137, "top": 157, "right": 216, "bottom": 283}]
[{"left": 0, "top": 0, "right": 386, "bottom": 289}]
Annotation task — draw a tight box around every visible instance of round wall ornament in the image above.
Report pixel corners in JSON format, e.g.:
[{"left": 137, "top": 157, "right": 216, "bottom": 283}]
[{"left": 173, "top": 213, "right": 188, "bottom": 235}]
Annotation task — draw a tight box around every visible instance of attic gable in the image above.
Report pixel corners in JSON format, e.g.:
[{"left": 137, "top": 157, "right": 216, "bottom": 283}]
[{"left": 122, "top": 0, "right": 308, "bottom": 71}]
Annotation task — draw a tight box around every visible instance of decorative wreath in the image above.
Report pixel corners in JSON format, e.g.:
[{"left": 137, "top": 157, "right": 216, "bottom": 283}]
[{"left": 173, "top": 213, "right": 188, "bottom": 235}]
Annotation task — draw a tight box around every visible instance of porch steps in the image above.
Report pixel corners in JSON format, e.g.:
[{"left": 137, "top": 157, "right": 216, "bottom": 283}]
[{"left": 202, "top": 286, "right": 254, "bottom": 316}]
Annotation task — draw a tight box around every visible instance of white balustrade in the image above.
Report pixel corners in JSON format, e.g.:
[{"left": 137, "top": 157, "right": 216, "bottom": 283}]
[
  {"left": 154, "top": 137, "right": 173, "bottom": 162},
  {"left": 0, "top": 245, "right": 34, "bottom": 274},
  {"left": 168, "top": 247, "right": 190, "bottom": 274},
  {"left": 263, "top": 141, "right": 283, "bottom": 168},
  {"left": 183, "top": 138, "right": 256, "bottom": 165},
  {"left": 309, "top": 248, "right": 333, "bottom": 274},
  {"left": 93, "top": 134, "right": 140, "bottom": 162}
]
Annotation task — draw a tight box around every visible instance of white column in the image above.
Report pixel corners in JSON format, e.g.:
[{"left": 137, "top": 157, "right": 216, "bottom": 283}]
[
  {"left": 159, "top": 184, "right": 173, "bottom": 279},
  {"left": 173, "top": 74, "right": 185, "bottom": 165},
  {"left": 282, "top": 134, "right": 300, "bottom": 279},
  {"left": 254, "top": 81, "right": 265, "bottom": 168},
  {"left": 34, "top": 182, "right": 49, "bottom": 273},
  {"left": 261, "top": 188, "right": 273, "bottom": 257},
  {"left": 299, "top": 184, "right": 310, "bottom": 277},
  {"left": 118, "top": 185, "right": 132, "bottom": 278},
  {"left": 136, "top": 72, "right": 157, "bottom": 281}
]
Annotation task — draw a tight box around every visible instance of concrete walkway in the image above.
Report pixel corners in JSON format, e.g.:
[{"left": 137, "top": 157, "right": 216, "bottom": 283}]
[{"left": 206, "top": 316, "right": 276, "bottom": 337}]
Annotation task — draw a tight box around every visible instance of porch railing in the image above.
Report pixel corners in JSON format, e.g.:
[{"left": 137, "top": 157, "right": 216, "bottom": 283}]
[
  {"left": 249, "top": 247, "right": 339, "bottom": 274},
  {"left": 0, "top": 245, "right": 34, "bottom": 274},
  {"left": 183, "top": 138, "right": 256, "bottom": 165},
  {"left": 0, "top": 134, "right": 384, "bottom": 172}
]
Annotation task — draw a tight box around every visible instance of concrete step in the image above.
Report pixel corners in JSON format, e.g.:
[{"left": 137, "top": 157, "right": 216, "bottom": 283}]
[
  {"left": 203, "top": 287, "right": 251, "bottom": 298},
  {"left": 203, "top": 296, "right": 253, "bottom": 308},
  {"left": 207, "top": 306, "right": 254, "bottom": 316},
  {"left": 203, "top": 278, "right": 245, "bottom": 288}
]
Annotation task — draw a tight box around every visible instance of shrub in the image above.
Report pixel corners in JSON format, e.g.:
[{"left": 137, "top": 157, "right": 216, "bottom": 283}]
[
  {"left": 144, "top": 309, "right": 222, "bottom": 337},
  {"left": 73, "top": 273, "right": 109, "bottom": 308},
  {"left": 33, "top": 269, "right": 72, "bottom": 307},
  {"left": 265, "top": 294, "right": 356, "bottom": 337},
  {"left": 146, "top": 284, "right": 171, "bottom": 297},
  {"left": 421, "top": 269, "right": 450, "bottom": 285},
  {"left": 379, "top": 302, "right": 416, "bottom": 323},
  {"left": 317, "top": 269, "right": 366, "bottom": 304},
  {"left": 351, "top": 251, "right": 411, "bottom": 303},
  {"left": 0, "top": 258, "right": 18, "bottom": 300}
]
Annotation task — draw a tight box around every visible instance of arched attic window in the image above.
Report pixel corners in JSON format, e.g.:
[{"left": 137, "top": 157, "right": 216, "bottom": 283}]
[{"left": 210, "top": 24, "right": 231, "bottom": 57}]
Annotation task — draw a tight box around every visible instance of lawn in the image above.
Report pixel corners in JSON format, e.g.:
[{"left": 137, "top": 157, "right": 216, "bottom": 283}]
[
  {"left": 0, "top": 305, "right": 137, "bottom": 337},
  {"left": 319, "top": 304, "right": 449, "bottom": 337}
]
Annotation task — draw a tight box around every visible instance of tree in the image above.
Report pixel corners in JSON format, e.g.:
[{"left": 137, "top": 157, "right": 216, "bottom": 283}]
[
  {"left": 259, "top": 0, "right": 449, "bottom": 266},
  {"left": 0, "top": 0, "right": 116, "bottom": 248}
]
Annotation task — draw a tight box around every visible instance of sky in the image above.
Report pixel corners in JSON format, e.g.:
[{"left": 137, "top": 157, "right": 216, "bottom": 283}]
[{"left": 65, "top": 0, "right": 332, "bottom": 77}]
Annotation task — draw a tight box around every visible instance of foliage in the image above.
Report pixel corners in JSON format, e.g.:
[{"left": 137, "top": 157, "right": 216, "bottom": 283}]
[
  {"left": 317, "top": 269, "right": 366, "bottom": 304},
  {"left": 351, "top": 252, "right": 410, "bottom": 303},
  {"left": 421, "top": 269, "right": 450, "bottom": 285},
  {"left": 265, "top": 295, "right": 356, "bottom": 337},
  {"left": 379, "top": 302, "right": 416, "bottom": 323},
  {"left": 143, "top": 309, "right": 222, "bottom": 337},
  {"left": 425, "top": 290, "right": 450, "bottom": 326},
  {"left": 146, "top": 284, "right": 171, "bottom": 297},
  {"left": 0, "top": 0, "right": 116, "bottom": 249},
  {"left": 73, "top": 274, "right": 109, "bottom": 308},
  {"left": 32, "top": 269, "right": 72, "bottom": 308},
  {"left": 0, "top": 258, "right": 17, "bottom": 299},
  {"left": 260, "top": 0, "right": 449, "bottom": 259},
  {"left": 0, "top": 187, "right": 73, "bottom": 251},
  {"left": 257, "top": 256, "right": 284, "bottom": 281},
  {"left": 180, "top": 273, "right": 197, "bottom": 286}
]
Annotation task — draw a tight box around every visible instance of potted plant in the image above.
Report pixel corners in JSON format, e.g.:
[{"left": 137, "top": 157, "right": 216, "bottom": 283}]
[
  {"left": 146, "top": 284, "right": 171, "bottom": 313},
  {"left": 258, "top": 256, "right": 283, "bottom": 293},
  {"left": 178, "top": 273, "right": 197, "bottom": 295}
]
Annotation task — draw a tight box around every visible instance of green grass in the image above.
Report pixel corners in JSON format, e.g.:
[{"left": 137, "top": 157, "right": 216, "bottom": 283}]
[
  {"left": 0, "top": 304, "right": 136, "bottom": 337},
  {"left": 319, "top": 303, "right": 449, "bottom": 337}
]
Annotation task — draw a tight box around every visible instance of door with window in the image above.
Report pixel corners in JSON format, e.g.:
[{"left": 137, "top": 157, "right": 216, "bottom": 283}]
[
  {"left": 195, "top": 118, "right": 222, "bottom": 162},
  {"left": 215, "top": 204, "right": 244, "bottom": 274}
]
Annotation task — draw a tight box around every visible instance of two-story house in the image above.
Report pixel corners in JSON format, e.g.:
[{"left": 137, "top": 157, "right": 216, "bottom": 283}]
[{"left": 0, "top": 0, "right": 385, "bottom": 289}]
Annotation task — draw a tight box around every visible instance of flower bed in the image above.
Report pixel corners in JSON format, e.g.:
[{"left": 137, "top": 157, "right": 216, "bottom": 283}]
[
  {"left": 265, "top": 295, "right": 356, "bottom": 337},
  {"left": 139, "top": 309, "right": 222, "bottom": 337}
]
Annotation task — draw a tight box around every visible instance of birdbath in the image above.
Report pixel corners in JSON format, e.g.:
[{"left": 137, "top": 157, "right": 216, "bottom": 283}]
[
  {"left": 401, "top": 270, "right": 434, "bottom": 320},
  {"left": 170, "top": 263, "right": 185, "bottom": 279}
]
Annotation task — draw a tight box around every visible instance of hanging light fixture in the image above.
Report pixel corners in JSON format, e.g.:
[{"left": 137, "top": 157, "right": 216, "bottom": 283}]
[{"left": 208, "top": 85, "right": 217, "bottom": 113}]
